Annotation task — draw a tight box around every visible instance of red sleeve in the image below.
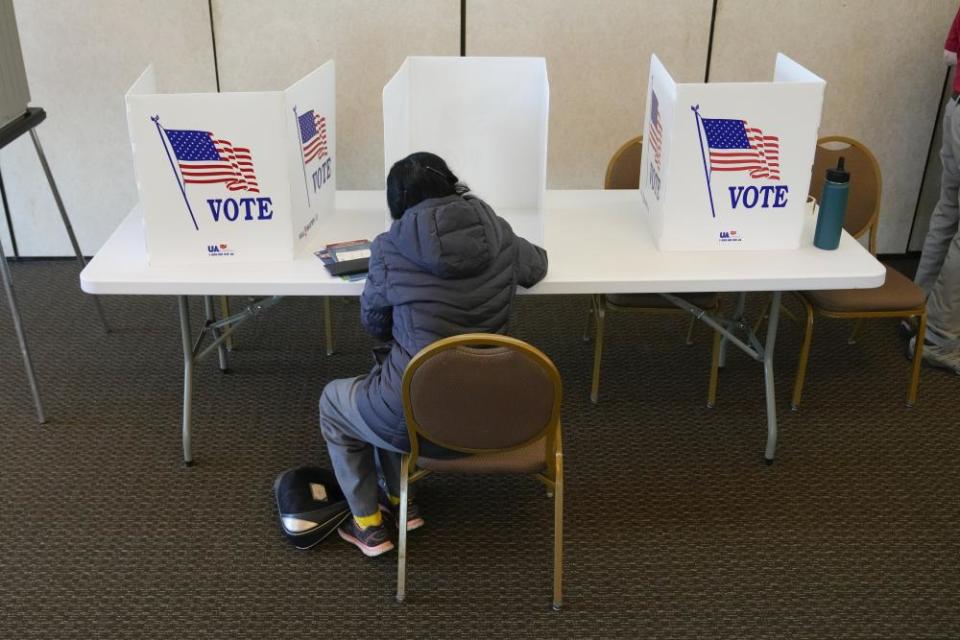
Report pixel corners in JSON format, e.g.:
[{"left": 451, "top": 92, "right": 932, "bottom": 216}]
[{"left": 946, "top": 6, "right": 960, "bottom": 53}]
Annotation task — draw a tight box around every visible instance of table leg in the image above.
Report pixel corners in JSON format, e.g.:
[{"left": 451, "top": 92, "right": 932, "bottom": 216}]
[
  {"left": 719, "top": 292, "right": 747, "bottom": 368},
  {"left": 763, "top": 292, "right": 783, "bottom": 464},
  {"left": 203, "top": 295, "right": 230, "bottom": 372},
  {"left": 0, "top": 238, "right": 45, "bottom": 423},
  {"left": 662, "top": 290, "right": 784, "bottom": 462},
  {"left": 29, "top": 128, "right": 109, "bottom": 333},
  {"left": 177, "top": 296, "right": 194, "bottom": 465}
]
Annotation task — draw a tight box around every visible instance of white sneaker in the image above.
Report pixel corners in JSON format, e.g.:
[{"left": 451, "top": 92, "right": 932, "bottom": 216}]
[
  {"left": 910, "top": 335, "right": 960, "bottom": 375},
  {"left": 898, "top": 319, "right": 916, "bottom": 341}
]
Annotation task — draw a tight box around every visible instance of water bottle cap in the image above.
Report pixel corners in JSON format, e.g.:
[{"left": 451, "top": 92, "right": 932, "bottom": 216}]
[{"left": 826, "top": 156, "right": 850, "bottom": 183}]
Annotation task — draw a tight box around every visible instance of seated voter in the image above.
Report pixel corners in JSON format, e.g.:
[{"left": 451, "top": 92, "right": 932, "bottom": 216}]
[{"left": 319, "top": 152, "right": 548, "bottom": 557}]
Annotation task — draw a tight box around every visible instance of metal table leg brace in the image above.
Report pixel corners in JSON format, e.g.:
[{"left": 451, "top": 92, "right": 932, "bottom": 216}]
[
  {"left": 661, "top": 291, "right": 783, "bottom": 464},
  {"left": 177, "top": 295, "right": 282, "bottom": 464}
]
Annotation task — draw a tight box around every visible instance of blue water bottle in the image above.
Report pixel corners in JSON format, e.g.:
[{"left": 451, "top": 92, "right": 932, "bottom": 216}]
[{"left": 813, "top": 157, "right": 850, "bottom": 250}]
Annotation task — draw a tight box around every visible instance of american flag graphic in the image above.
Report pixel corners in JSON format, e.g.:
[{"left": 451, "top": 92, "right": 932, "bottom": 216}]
[
  {"left": 165, "top": 129, "right": 260, "bottom": 193},
  {"left": 701, "top": 118, "right": 780, "bottom": 180},
  {"left": 648, "top": 90, "right": 663, "bottom": 171},
  {"left": 297, "top": 109, "right": 328, "bottom": 164}
]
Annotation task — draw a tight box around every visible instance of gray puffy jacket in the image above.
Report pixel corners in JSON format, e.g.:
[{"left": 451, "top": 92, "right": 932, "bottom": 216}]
[{"left": 356, "top": 194, "right": 548, "bottom": 449}]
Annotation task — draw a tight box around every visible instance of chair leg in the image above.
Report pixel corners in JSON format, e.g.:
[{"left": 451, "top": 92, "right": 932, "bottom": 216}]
[
  {"left": 779, "top": 302, "right": 801, "bottom": 326},
  {"left": 219, "top": 296, "right": 233, "bottom": 351},
  {"left": 590, "top": 295, "right": 605, "bottom": 404},
  {"left": 707, "top": 326, "right": 721, "bottom": 408},
  {"left": 847, "top": 318, "right": 864, "bottom": 345},
  {"left": 581, "top": 299, "right": 594, "bottom": 342},
  {"left": 684, "top": 316, "right": 697, "bottom": 345},
  {"left": 754, "top": 297, "right": 800, "bottom": 336},
  {"left": 203, "top": 296, "right": 230, "bottom": 372},
  {"left": 907, "top": 312, "right": 926, "bottom": 408},
  {"left": 752, "top": 295, "right": 771, "bottom": 335},
  {"left": 396, "top": 456, "right": 411, "bottom": 604},
  {"left": 791, "top": 298, "right": 815, "bottom": 411},
  {"left": 552, "top": 450, "right": 564, "bottom": 611},
  {"left": 324, "top": 297, "right": 334, "bottom": 356}
]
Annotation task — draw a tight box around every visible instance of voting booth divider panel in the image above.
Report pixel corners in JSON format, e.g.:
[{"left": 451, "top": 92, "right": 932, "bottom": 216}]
[
  {"left": 125, "top": 62, "right": 336, "bottom": 265},
  {"left": 640, "top": 53, "right": 826, "bottom": 251},
  {"left": 383, "top": 56, "right": 549, "bottom": 213}
]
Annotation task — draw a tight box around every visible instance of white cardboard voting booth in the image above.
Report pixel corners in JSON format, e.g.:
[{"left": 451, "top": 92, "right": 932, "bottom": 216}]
[
  {"left": 640, "top": 54, "right": 825, "bottom": 251},
  {"left": 125, "top": 62, "right": 336, "bottom": 265},
  {"left": 383, "top": 56, "right": 549, "bottom": 239}
]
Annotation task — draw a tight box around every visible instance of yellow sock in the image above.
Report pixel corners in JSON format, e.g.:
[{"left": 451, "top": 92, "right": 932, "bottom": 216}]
[
  {"left": 386, "top": 494, "right": 401, "bottom": 506},
  {"left": 354, "top": 511, "right": 383, "bottom": 529}
]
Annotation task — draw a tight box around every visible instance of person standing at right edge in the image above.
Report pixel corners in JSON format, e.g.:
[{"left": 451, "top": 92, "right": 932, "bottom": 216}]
[{"left": 910, "top": 4, "right": 960, "bottom": 375}]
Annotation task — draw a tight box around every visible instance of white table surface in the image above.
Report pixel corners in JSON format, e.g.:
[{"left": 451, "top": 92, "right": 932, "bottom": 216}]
[{"left": 80, "top": 190, "right": 886, "bottom": 297}]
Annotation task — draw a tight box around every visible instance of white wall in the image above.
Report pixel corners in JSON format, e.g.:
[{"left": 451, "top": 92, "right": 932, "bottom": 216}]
[
  {"left": 710, "top": 0, "right": 957, "bottom": 254},
  {"left": 212, "top": 0, "right": 459, "bottom": 190},
  {"left": 467, "top": 0, "right": 712, "bottom": 189},
  {"left": 2, "top": 0, "right": 955, "bottom": 256},
  {"left": 0, "top": 0, "right": 216, "bottom": 257}
]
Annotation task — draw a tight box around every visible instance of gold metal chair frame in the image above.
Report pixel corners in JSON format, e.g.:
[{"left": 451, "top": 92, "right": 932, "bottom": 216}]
[
  {"left": 759, "top": 135, "right": 926, "bottom": 409},
  {"left": 586, "top": 292, "right": 719, "bottom": 403},
  {"left": 397, "top": 333, "right": 564, "bottom": 610},
  {"left": 604, "top": 135, "right": 644, "bottom": 189},
  {"left": 791, "top": 297, "right": 926, "bottom": 409},
  {"left": 587, "top": 135, "right": 719, "bottom": 403}
]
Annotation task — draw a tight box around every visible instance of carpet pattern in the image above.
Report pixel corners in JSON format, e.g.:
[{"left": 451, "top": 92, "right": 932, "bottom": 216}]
[{"left": 1, "top": 259, "right": 958, "bottom": 639}]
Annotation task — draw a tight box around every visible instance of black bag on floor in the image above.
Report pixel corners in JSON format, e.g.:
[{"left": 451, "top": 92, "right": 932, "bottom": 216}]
[{"left": 274, "top": 467, "right": 350, "bottom": 549}]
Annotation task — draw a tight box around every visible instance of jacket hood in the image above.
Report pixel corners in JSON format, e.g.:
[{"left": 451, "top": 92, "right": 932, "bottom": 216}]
[{"left": 390, "top": 195, "right": 501, "bottom": 279}]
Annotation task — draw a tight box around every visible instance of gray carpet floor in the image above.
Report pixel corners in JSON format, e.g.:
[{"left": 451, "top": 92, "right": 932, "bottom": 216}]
[{"left": 1, "top": 259, "right": 958, "bottom": 639}]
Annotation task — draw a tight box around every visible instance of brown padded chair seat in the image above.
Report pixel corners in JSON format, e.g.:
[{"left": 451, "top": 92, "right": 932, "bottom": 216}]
[
  {"left": 805, "top": 265, "right": 924, "bottom": 312},
  {"left": 418, "top": 437, "right": 546, "bottom": 474},
  {"left": 605, "top": 292, "right": 719, "bottom": 309}
]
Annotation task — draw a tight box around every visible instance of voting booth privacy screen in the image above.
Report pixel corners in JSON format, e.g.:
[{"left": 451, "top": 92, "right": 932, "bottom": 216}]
[
  {"left": 383, "top": 56, "right": 550, "bottom": 212},
  {"left": 125, "top": 62, "right": 336, "bottom": 265},
  {"left": 640, "top": 54, "right": 826, "bottom": 251}
]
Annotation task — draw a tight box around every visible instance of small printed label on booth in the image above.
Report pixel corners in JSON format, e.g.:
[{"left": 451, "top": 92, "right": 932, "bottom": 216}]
[
  {"left": 719, "top": 230, "right": 742, "bottom": 243},
  {"left": 206, "top": 242, "right": 235, "bottom": 257},
  {"left": 309, "top": 483, "right": 329, "bottom": 503}
]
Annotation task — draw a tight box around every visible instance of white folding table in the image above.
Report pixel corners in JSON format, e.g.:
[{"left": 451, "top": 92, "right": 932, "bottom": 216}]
[{"left": 80, "top": 190, "right": 885, "bottom": 465}]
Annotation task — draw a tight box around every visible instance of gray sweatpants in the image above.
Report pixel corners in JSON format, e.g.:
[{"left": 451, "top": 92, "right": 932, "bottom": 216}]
[
  {"left": 916, "top": 96, "right": 960, "bottom": 342},
  {"left": 319, "top": 376, "right": 404, "bottom": 519}
]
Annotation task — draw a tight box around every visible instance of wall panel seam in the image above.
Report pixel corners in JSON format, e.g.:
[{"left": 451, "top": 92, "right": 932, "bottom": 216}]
[
  {"left": 208, "top": 0, "right": 220, "bottom": 92},
  {"left": 704, "top": 0, "right": 718, "bottom": 82}
]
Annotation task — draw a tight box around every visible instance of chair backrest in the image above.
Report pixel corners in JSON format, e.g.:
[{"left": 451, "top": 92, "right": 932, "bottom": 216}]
[
  {"left": 604, "top": 136, "right": 643, "bottom": 189},
  {"left": 402, "top": 334, "right": 562, "bottom": 455},
  {"left": 809, "top": 135, "right": 882, "bottom": 254}
]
